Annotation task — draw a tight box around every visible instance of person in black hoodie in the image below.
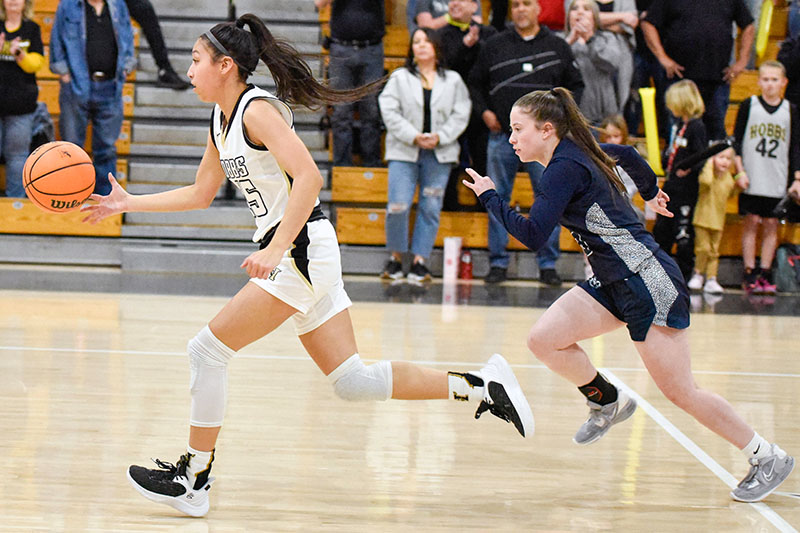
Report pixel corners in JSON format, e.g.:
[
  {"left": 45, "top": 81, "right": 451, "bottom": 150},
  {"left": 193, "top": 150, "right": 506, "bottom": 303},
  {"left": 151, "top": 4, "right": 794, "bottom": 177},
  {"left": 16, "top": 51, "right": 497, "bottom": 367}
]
[{"left": 468, "top": 0, "right": 583, "bottom": 285}]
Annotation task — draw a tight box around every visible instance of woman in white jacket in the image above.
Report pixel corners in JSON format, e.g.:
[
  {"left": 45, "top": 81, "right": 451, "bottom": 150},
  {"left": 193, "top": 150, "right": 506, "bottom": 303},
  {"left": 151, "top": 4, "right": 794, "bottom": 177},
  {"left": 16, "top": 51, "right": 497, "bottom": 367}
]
[{"left": 378, "top": 28, "right": 471, "bottom": 282}]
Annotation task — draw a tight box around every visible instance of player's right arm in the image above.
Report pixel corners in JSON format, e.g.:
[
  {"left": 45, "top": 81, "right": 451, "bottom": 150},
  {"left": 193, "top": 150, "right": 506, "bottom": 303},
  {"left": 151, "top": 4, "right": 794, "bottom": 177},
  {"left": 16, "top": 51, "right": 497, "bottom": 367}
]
[{"left": 82, "top": 133, "right": 225, "bottom": 224}]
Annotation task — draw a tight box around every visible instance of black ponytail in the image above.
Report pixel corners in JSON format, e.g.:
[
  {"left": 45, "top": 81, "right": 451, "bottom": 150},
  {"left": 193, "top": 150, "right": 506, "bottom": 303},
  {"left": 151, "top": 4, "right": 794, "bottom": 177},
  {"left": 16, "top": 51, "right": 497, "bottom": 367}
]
[
  {"left": 201, "top": 13, "right": 384, "bottom": 109},
  {"left": 514, "top": 87, "right": 626, "bottom": 194}
]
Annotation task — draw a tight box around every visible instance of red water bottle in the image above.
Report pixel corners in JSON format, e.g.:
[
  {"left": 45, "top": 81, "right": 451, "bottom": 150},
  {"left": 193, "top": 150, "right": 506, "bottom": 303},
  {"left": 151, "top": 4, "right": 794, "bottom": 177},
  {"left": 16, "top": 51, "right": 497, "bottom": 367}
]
[{"left": 459, "top": 249, "right": 473, "bottom": 279}]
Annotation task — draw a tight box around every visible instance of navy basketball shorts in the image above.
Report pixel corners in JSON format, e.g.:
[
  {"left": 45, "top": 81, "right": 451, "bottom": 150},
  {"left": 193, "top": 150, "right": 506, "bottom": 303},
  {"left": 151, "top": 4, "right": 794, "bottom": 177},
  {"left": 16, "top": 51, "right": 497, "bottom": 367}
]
[{"left": 578, "top": 248, "right": 690, "bottom": 342}]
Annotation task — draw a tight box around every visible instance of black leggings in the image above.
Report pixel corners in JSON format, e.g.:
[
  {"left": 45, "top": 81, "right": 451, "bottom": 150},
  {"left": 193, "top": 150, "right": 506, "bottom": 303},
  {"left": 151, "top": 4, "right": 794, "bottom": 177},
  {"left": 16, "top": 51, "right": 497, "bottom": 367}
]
[
  {"left": 652, "top": 200, "right": 696, "bottom": 281},
  {"left": 124, "top": 0, "right": 171, "bottom": 71}
]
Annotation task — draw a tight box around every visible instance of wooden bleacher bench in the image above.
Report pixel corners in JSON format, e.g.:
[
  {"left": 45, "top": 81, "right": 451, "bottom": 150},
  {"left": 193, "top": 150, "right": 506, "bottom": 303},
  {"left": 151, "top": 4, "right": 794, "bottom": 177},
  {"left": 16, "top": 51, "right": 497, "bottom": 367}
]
[
  {"left": 0, "top": 158, "right": 127, "bottom": 237},
  {"left": 37, "top": 80, "right": 135, "bottom": 118},
  {"left": 331, "top": 166, "right": 578, "bottom": 251},
  {"left": 0, "top": 3, "right": 136, "bottom": 237}
]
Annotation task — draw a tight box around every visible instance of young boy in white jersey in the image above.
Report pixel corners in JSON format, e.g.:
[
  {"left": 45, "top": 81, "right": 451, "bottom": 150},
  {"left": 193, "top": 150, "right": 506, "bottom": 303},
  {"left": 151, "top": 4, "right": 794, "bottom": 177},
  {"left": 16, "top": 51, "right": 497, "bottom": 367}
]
[{"left": 732, "top": 60, "right": 800, "bottom": 293}]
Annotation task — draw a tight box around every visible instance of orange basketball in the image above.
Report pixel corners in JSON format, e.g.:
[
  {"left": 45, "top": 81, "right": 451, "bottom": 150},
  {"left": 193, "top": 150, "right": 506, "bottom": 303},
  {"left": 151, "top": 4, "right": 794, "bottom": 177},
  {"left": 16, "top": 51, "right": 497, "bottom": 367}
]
[{"left": 23, "top": 141, "right": 96, "bottom": 213}]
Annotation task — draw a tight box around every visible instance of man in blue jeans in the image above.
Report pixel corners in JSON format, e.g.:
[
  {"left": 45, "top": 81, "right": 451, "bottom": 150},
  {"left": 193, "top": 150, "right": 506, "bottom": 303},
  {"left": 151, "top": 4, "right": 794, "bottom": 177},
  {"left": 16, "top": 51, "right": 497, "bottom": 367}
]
[
  {"left": 50, "top": 0, "right": 135, "bottom": 196},
  {"left": 468, "top": 0, "right": 583, "bottom": 284},
  {"left": 316, "top": 0, "right": 384, "bottom": 167}
]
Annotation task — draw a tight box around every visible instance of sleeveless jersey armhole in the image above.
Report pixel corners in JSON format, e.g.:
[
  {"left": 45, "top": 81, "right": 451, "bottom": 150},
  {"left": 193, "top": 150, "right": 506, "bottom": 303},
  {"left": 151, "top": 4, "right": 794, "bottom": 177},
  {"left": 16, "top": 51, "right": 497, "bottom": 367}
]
[
  {"left": 242, "top": 97, "right": 295, "bottom": 152},
  {"left": 209, "top": 107, "right": 218, "bottom": 150}
]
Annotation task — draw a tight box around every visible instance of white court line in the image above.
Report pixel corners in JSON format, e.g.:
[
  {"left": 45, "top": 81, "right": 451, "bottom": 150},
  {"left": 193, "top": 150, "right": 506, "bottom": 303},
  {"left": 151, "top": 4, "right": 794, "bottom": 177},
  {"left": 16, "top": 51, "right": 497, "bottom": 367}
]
[
  {"left": 2, "top": 345, "right": 800, "bottom": 380},
  {"left": 2, "top": 343, "right": 798, "bottom": 526},
  {"left": 603, "top": 368, "right": 798, "bottom": 533}
]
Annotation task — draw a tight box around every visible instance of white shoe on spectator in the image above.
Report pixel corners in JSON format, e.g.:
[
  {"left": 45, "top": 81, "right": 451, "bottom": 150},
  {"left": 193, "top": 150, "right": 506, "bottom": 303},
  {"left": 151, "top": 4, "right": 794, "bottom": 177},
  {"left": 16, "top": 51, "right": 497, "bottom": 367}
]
[{"left": 687, "top": 272, "right": 704, "bottom": 291}]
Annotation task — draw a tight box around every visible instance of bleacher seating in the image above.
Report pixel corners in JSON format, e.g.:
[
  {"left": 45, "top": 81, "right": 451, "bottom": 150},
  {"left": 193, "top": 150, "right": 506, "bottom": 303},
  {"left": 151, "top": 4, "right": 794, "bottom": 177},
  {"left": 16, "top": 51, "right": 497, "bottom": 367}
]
[{"left": 2, "top": 0, "right": 798, "bottom": 262}]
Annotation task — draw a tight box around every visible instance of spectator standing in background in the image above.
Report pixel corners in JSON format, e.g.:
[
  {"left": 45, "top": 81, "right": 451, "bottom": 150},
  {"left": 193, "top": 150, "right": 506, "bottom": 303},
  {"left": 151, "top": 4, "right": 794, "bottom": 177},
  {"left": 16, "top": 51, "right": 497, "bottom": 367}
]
[
  {"left": 435, "top": 0, "right": 496, "bottom": 207},
  {"left": 686, "top": 147, "right": 741, "bottom": 294},
  {"left": 641, "top": 0, "right": 754, "bottom": 141},
  {"left": 0, "top": 0, "right": 45, "bottom": 198},
  {"left": 469, "top": 0, "right": 584, "bottom": 285},
  {"left": 538, "top": 0, "right": 565, "bottom": 31},
  {"left": 50, "top": 0, "right": 136, "bottom": 195},
  {"left": 316, "top": 0, "right": 384, "bottom": 167},
  {"left": 651, "top": 79, "right": 707, "bottom": 281},
  {"left": 589, "top": 0, "right": 636, "bottom": 123},
  {"left": 790, "top": 0, "right": 800, "bottom": 39},
  {"left": 732, "top": 60, "right": 800, "bottom": 294},
  {"left": 124, "top": 0, "right": 190, "bottom": 90},
  {"left": 627, "top": 0, "right": 668, "bottom": 137},
  {"left": 416, "top": 0, "right": 482, "bottom": 30},
  {"left": 378, "top": 28, "right": 471, "bottom": 281},
  {"left": 562, "top": 0, "right": 623, "bottom": 126},
  {"left": 778, "top": 35, "right": 800, "bottom": 108}
]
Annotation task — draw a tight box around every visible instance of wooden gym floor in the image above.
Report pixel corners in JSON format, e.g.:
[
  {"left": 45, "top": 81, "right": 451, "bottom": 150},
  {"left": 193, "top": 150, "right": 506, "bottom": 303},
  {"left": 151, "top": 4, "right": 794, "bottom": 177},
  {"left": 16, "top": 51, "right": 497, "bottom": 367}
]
[{"left": 1, "top": 283, "right": 799, "bottom": 532}]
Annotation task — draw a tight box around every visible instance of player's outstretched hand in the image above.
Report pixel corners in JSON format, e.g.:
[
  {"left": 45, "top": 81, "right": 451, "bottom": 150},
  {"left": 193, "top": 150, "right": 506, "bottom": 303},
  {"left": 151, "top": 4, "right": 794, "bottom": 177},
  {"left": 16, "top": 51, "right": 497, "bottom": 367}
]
[
  {"left": 80, "top": 173, "right": 130, "bottom": 224},
  {"left": 463, "top": 168, "right": 496, "bottom": 197},
  {"left": 646, "top": 188, "right": 672, "bottom": 218}
]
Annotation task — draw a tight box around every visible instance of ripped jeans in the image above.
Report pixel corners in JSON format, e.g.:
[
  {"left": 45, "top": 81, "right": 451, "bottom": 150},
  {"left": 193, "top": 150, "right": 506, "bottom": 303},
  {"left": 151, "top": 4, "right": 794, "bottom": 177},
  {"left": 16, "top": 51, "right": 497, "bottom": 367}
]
[{"left": 385, "top": 150, "right": 452, "bottom": 259}]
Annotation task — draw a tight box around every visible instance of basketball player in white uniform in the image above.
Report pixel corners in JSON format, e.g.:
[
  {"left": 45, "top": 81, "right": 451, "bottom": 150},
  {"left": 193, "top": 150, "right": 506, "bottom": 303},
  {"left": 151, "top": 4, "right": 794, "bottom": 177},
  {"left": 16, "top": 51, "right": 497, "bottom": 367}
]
[
  {"left": 81, "top": 13, "right": 534, "bottom": 517},
  {"left": 732, "top": 60, "right": 800, "bottom": 293}
]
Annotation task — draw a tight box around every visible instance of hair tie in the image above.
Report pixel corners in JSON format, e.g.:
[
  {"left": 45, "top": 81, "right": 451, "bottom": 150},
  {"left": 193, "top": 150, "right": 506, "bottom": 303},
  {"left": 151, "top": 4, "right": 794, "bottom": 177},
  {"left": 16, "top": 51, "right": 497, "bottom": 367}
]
[{"left": 203, "top": 30, "right": 253, "bottom": 74}]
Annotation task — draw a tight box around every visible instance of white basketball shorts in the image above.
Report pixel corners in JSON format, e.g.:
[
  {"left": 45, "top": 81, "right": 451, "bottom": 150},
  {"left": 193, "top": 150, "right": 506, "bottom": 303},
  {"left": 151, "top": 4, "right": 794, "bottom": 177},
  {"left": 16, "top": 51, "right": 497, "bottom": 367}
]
[{"left": 249, "top": 218, "right": 352, "bottom": 335}]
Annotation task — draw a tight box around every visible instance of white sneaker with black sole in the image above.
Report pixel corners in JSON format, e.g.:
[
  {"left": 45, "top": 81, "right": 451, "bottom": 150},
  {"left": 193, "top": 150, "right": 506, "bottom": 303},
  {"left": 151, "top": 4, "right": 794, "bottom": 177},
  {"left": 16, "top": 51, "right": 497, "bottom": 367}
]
[
  {"left": 127, "top": 454, "right": 214, "bottom": 517},
  {"left": 473, "top": 353, "right": 535, "bottom": 437}
]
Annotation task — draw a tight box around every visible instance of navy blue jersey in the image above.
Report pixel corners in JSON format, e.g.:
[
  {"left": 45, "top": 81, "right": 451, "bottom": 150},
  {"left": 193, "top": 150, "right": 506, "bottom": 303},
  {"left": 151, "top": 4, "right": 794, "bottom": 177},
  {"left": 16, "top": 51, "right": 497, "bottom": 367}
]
[{"left": 479, "top": 139, "right": 662, "bottom": 285}]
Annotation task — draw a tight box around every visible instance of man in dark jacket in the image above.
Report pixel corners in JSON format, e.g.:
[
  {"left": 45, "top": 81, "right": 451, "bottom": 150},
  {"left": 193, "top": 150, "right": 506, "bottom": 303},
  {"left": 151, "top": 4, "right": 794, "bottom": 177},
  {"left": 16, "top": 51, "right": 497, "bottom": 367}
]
[
  {"left": 641, "top": 0, "right": 754, "bottom": 141},
  {"left": 468, "top": 0, "right": 583, "bottom": 285}
]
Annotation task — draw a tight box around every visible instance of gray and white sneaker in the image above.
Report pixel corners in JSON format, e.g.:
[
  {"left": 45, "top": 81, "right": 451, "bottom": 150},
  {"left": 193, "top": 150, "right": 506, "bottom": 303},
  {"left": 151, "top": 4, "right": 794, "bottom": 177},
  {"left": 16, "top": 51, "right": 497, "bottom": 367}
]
[
  {"left": 573, "top": 390, "right": 637, "bottom": 445},
  {"left": 474, "top": 354, "right": 535, "bottom": 438},
  {"left": 731, "top": 444, "right": 795, "bottom": 502}
]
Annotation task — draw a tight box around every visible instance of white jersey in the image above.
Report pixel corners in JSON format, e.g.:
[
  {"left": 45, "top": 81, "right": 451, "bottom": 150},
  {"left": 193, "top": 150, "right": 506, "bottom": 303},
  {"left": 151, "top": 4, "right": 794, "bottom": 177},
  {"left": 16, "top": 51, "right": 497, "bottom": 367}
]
[
  {"left": 741, "top": 96, "right": 791, "bottom": 198},
  {"left": 210, "top": 84, "right": 322, "bottom": 242}
]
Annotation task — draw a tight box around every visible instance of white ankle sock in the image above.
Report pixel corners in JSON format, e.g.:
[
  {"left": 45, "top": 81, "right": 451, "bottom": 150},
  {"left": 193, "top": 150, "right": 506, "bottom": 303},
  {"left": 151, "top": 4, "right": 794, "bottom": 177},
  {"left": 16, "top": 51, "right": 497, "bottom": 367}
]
[
  {"left": 187, "top": 446, "right": 214, "bottom": 485},
  {"left": 742, "top": 432, "right": 771, "bottom": 460},
  {"left": 447, "top": 371, "right": 484, "bottom": 402}
]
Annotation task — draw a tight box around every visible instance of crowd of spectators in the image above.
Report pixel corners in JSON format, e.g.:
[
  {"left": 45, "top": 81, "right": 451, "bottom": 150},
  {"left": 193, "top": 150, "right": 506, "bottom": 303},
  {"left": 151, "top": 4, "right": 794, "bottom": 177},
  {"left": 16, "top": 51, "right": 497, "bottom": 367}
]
[
  {"left": 331, "top": 0, "right": 799, "bottom": 287},
  {"left": 2, "top": 0, "right": 799, "bottom": 289}
]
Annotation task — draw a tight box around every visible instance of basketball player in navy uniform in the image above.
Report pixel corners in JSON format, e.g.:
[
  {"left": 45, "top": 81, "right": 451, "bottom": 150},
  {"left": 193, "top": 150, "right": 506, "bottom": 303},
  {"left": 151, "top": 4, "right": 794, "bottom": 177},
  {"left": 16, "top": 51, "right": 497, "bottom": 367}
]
[
  {"left": 81, "top": 13, "right": 533, "bottom": 517},
  {"left": 463, "top": 87, "right": 794, "bottom": 502}
]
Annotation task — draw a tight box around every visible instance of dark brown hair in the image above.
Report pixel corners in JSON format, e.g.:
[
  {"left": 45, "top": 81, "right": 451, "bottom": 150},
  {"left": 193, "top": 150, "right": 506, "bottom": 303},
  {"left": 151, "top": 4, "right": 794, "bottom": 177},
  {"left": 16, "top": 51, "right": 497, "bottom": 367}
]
[
  {"left": 201, "top": 13, "right": 384, "bottom": 108},
  {"left": 514, "top": 87, "right": 626, "bottom": 194},
  {"left": 403, "top": 28, "right": 447, "bottom": 77}
]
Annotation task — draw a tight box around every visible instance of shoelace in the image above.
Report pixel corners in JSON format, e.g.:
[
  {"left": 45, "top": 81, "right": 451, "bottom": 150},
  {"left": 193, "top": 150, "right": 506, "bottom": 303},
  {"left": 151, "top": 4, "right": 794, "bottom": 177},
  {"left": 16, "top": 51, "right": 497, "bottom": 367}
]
[
  {"left": 738, "top": 463, "right": 759, "bottom": 487},
  {"left": 151, "top": 453, "right": 191, "bottom": 480},
  {"left": 474, "top": 399, "right": 511, "bottom": 424}
]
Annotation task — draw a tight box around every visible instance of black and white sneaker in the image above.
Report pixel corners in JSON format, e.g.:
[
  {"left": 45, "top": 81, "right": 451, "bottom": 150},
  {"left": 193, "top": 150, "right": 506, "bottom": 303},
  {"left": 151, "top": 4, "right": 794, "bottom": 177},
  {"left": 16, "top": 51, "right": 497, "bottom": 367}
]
[
  {"left": 381, "top": 259, "right": 404, "bottom": 280},
  {"left": 473, "top": 353, "right": 535, "bottom": 437},
  {"left": 407, "top": 261, "right": 432, "bottom": 283},
  {"left": 127, "top": 454, "right": 214, "bottom": 517}
]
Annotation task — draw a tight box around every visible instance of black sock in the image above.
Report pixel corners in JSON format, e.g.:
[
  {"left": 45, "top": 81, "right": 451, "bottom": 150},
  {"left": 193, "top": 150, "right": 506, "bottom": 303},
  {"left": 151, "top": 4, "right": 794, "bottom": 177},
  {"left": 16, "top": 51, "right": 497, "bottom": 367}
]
[
  {"left": 760, "top": 268, "right": 773, "bottom": 283},
  {"left": 578, "top": 372, "right": 618, "bottom": 405}
]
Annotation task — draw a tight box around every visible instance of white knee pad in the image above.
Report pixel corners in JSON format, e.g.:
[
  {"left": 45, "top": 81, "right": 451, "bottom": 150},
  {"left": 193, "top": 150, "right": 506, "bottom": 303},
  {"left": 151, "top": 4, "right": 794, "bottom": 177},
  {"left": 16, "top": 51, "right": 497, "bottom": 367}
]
[
  {"left": 327, "top": 354, "right": 392, "bottom": 402},
  {"left": 188, "top": 325, "right": 236, "bottom": 427}
]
